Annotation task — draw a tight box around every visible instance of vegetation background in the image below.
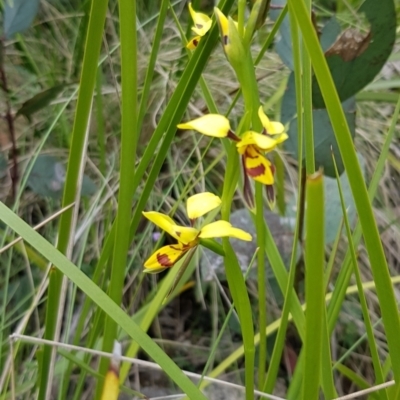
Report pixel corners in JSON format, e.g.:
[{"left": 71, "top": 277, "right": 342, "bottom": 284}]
[{"left": 1, "top": 0, "right": 400, "bottom": 399}]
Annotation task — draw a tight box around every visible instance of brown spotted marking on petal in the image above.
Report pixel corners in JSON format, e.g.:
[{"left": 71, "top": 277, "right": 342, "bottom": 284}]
[
  {"left": 193, "top": 38, "right": 199, "bottom": 47},
  {"left": 176, "top": 231, "right": 181, "bottom": 237},
  {"left": 246, "top": 163, "right": 266, "bottom": 178},
  {"left": 223, "top": 35, "right": 228, "bottom": 45},
  {"left": 156, "top": 253, "right": 174, "bottom": 267},
  {"left": 196, "top": 23, "right": 203, "bottom": 29}
]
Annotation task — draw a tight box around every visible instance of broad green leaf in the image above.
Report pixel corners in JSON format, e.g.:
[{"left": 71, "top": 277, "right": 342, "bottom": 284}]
[
  {"left": 319, "top": 17, "right": 341, "bottom": 52},
  {"left": 271, "top": 8, "right": 340, "bottom": 70},
  {"left": 282, "top": 72, "right": 356, "bottom": 176},
  {"left": 270, "top": 0, "right": 293, "bottom": 69},
  {"left": 4, "top": 0, "right": 40, "bottom": 39},
  {"left": 312, "top": 0, "right": 396, "bottom": 107},
  {"left": 16, "top": 84, "right": 67, "bottom": 120}
]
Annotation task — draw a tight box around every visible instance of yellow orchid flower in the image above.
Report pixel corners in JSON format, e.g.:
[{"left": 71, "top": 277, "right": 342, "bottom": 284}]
[
  {"left": 177, "top": 107, "right": 288, "bottom": 208},
  {"left": 236, "top": 107, "right": 288, "bottom": 187},
  {"left": 186, "top": 3, "right": 212, "bottom": 49},
  {"left": 143, "top": 192, "right": 252, "bottom": 272}
]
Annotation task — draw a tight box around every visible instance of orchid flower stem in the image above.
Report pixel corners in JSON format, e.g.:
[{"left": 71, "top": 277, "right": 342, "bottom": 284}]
[
  {"left": 234, "top": 54, "right": 261, "bottom": 130},
  {"left": 237, "top": 0, "right": 246, "bottom": 37},
  {"left": 232, "top": 16, "right": 268, "bottom": 395},
  {"left": 301, "top": 0, "right": 315, "bottom": 174},
  {"left": 221, "top": 145, "right": 254, "bottom": 400},
  {"left": 255, "top": 182, "right": 266, "bottom": 388},
  {"left": 95, "top": 0, "right": 137, "bottom": 397}
]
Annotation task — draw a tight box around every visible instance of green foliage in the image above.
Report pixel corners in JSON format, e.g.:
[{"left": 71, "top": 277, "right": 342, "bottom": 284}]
[
  {"left": 312, "top": 0, "right": 397, "bottom": 106},
  {"left": 0, "top": 0, "right": 399, "bottom": 399},
  {"left": 3, "top": 0, "right": 40, "bottom": 38},
  {"left": 27, "top": 155, "right": 96, "bottom": 199},
  {"left": 282, "top": 73, "right": 356, "bottom": 175}
]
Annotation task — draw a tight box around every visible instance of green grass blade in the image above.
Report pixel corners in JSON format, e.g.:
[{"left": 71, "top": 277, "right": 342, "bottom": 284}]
[
  {"left": 137, "top": 0, "right": 169, "bottom": 131},
  {"left": 289, "top": 0, "right": 400, "bottom": 390},
  {"left": 95, "top": 0, "right": 139, "bottom": 395},
  {"left": 221, "top": 145, "right": 255, "bottom": 400},
  {"left": 301, "top": 170, "right": 325, "bottom": 400}
]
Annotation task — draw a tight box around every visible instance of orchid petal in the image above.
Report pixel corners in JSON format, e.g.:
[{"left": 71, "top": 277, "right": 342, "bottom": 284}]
[
  {"left": 189, "top": 3, "right": 212, "bottom": 36},
  {"left": 143, "top": 213, "right": 200, "bottom": 244},
  {"left": 171, "top": 225, "right": 199, "bottom": 244},
  {"left": 144, "top": 244, "right": 187, "bottom": 271},
  {"left": 258, "top": 106, "right": 285, "bottom": 135},
  {"left": 274, "top": 132, "right": 289, "bottom": 144},
  {"left": 237, "top": 131, "right": 278, "bottom": 153},
  {"left": 199, "top": 220, "right": 252, "bottom": 241},
  {"left": 143, "top": 211, "right": 185, "bottom": 243},
  {"left": 177, "top": 114, "right": 231, "bottom": 137},
  {"left": 187, "top": 192, "right": 222, "bottom": 219},
  {"left": 214, "top": 7, "right": 229, "bottom": 44},
  {"left": 187, "top": 36, "right": 201, "bottom": 50},
  {"left": 243, "top": 146, "right": 275, "bottom": 185}
]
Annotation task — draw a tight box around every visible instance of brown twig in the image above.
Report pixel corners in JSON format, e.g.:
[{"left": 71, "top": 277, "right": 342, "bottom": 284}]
[{"left": 0, "top": 37, "right": 18, "bottom": 200}]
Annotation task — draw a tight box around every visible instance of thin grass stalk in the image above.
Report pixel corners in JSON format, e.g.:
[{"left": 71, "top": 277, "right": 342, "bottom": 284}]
[
  {"left": 302, "top": 0, "right": 314, "bottom": 174},
  {"left": 0, "top": 202, "right": 208, "bottom": 399},
  {"left": 301, "top": 170, "right": 324, "bottom": 400},
  {"left": 261, "top": 176, "right": 303, "bottom": 393},
  {"left": 334, "top": 364, "right": 372, "bottom": 393},
  {"left": 264, "top": 224, "right": 305, "bottom": 339},
  {"left": 37, "top": 1, "right": 109, "bottom": 398},
  {"left": 136, "top": 0, "right": 169, "bottom": 132},
  {"left": 229, "top": 16, "right": 265, "bottom": 392},
  {"left": 261, "top": 14, "right": 303, "bottom": 386},
  {"left": 255, "top": 183, "right": 266, "bottom": 389},
  {"left": 95, "top": 68, "right": 106, "bottom": 175},
  {"left": 221, "top": 144, "right": 254, "bottom": 400},
  {"left": 95, "top": 0, "right": 138, "bottom": 395},
  {"left": 290, "top": 0, "right": 400, "bottom": 391},
  {"left": 332, "top": 153, "right": 388, "bottom": 399},
  {"left": 255, "top": 5, "right": 288, "bottom": 65}
]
